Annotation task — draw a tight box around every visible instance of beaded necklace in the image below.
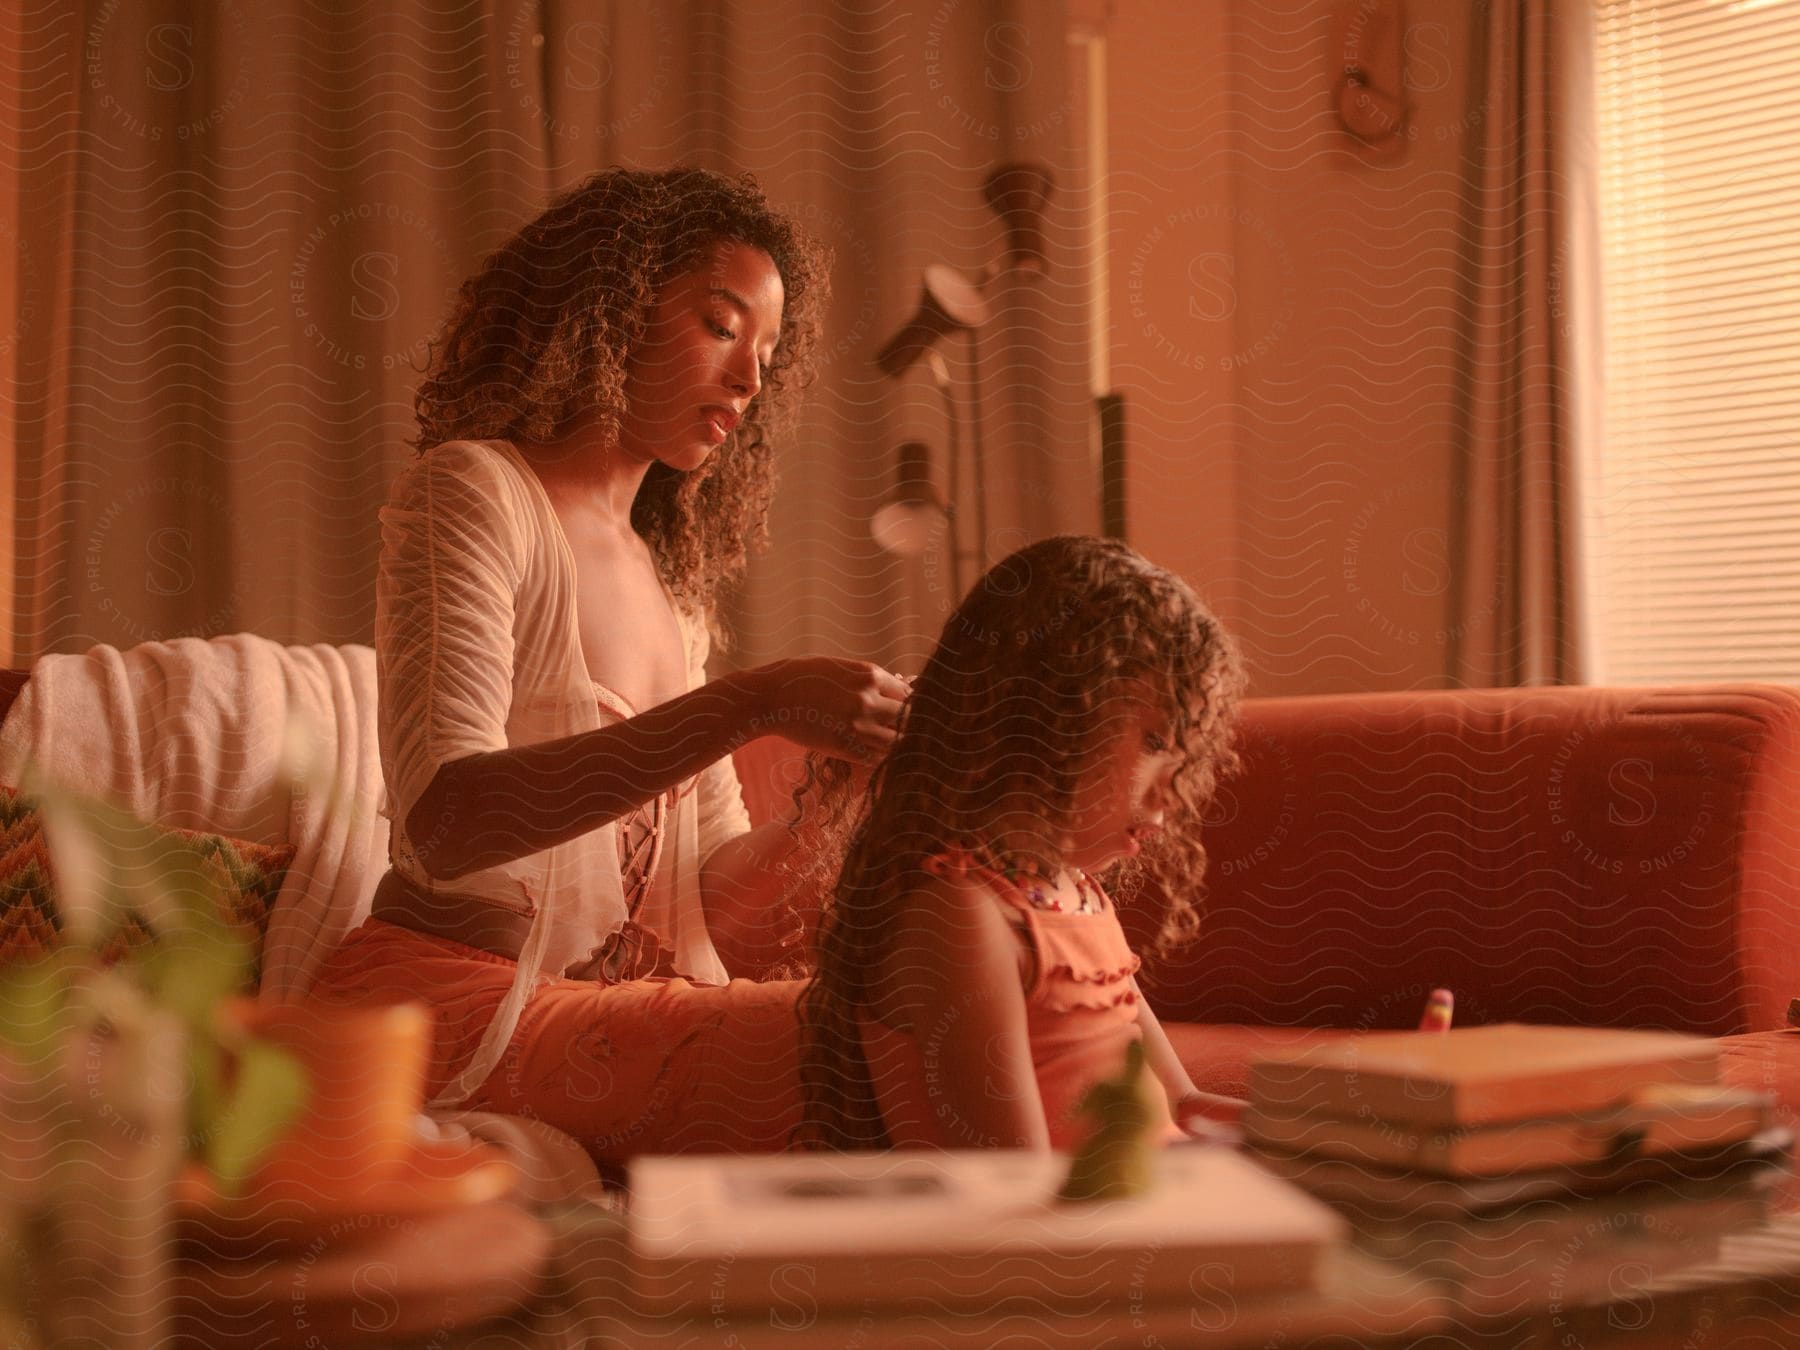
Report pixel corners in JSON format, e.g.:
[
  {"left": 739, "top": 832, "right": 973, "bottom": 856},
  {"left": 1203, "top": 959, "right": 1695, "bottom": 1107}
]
[{"left": 966, "top": 846, "right": 1104, "bottom": 915}]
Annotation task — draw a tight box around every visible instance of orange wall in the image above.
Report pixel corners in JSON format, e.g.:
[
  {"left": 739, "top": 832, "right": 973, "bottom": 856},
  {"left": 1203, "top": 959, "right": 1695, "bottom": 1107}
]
[{"left": 1106, "top": 1, "right": 1485, "bottom": 697}]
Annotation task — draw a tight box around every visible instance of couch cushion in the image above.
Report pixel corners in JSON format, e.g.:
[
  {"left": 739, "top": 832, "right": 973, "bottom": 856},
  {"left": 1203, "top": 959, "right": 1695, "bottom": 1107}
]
[
  {"left": 0, "top": 785, "right": 297, "bottom": 983},
  {"left": 1127, "top": 685, "right": 1800, "bottom": 1037}
]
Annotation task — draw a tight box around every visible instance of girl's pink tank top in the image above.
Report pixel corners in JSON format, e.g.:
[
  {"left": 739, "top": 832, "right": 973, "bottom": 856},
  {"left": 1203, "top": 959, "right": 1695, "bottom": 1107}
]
[{"left": 858, "top": 851, "right": 1180, "bottom": 1150}]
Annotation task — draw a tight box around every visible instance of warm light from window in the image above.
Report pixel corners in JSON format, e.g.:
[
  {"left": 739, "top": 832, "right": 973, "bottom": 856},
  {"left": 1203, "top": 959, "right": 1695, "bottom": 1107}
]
[{"left": 1590, "top": 0, "right": 1800, "bottom": 683}]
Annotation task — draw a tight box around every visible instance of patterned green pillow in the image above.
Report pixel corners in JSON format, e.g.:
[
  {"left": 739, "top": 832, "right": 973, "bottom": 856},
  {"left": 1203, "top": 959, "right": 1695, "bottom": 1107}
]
[{"left": 0, "top": 785, "right": 296, "bottom": 985}]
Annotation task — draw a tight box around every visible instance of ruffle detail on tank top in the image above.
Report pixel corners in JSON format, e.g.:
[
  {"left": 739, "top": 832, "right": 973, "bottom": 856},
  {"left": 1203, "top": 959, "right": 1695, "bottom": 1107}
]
[
  {"left": 1037, "top": 982, "right": 1142, "bottom": 1014},
  {"left": 1039, "top": 956, "right": 1142, "bottom": 985},
  {"left": 1027, "top": 922, "right": 1143, "bottom": 1011}
]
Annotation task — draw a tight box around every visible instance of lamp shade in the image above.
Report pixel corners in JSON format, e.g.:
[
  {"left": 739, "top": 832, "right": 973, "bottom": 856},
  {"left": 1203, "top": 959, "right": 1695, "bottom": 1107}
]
[
  {"left": 872, "top": 264, "right": 993, "bottom": 379},
  {"left": 869, "top": 440, "right": 949, "bottom": 557},
  {"left": 981, "top": 163, "right": 1055, "bottom": 272}
]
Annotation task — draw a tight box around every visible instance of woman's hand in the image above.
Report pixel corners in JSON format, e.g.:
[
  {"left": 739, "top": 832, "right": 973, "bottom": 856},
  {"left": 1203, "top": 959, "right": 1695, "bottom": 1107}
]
[{"left": 744, "top": 657, "right": 911, "bottom": 763}]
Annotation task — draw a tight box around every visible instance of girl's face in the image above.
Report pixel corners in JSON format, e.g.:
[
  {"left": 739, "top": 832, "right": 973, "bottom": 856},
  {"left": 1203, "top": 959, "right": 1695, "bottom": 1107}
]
[
  {"left": 1062, "top": 691, "right": 1182, "bottom": 873},
  {"left": 618, "top": 238, "right": 785, "bottom": 472}
]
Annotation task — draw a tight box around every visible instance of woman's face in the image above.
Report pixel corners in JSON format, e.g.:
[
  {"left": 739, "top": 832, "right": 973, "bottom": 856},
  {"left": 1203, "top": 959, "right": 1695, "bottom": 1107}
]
[{"left": 618, "top": 238, "right": 786, "bottom": 472}]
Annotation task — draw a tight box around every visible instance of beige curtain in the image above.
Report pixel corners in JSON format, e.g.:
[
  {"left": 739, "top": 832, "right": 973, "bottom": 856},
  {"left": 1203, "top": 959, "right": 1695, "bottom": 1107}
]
[
  {"left": 4, "top": 0, "right": 1093, "bottom": 670},
  {"left": 1186, "top": 0, "right": 1597, "bottom": 698},
  {"left": 1442, "top": 0, "right": 1597, "bottom": 686}
]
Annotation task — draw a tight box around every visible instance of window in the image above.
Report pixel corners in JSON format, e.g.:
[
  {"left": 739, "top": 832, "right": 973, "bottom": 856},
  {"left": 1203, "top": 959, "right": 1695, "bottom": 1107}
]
[{"left": 1591, "top": 0, "right": 1800, "bottom": 682}]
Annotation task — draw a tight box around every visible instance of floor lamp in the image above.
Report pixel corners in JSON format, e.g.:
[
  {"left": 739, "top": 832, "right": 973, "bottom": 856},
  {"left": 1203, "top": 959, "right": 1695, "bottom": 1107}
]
[{"left": 869, "top": 164, "right": 1055, "bottom": 596}]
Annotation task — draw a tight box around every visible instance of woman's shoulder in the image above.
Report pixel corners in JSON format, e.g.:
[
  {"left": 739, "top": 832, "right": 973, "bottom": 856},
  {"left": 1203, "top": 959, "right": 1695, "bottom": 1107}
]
[
  {"left": 385, "top": 439, "right": 546, "bottom": 522},
  {"left": 398, "top": 438, "right": 531, "bottom": 490}
]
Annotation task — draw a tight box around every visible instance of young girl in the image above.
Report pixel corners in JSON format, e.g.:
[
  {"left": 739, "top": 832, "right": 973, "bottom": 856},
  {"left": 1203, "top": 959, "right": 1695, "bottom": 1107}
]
[
  {"left": 797, "top": 535, "right": 1247, "bottom": 1152},
  {"left": 311, "top": 167, "right": 909, "bottom": 1161}
]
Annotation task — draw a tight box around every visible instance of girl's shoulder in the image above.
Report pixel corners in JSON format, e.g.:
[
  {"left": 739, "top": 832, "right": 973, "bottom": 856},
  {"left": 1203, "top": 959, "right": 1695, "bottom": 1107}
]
[
  {"left": 914, "top": 849, "right": 1021, "bottom": 907},
  {"left": 919, "top": 849, "right": 1096, "bottom": 916},
  {"left": 868, "top": 856, "right": 1034, "bottom": 1019},
  {"left": 897, "top": 853, "right": 1037, "bottom": 949}
]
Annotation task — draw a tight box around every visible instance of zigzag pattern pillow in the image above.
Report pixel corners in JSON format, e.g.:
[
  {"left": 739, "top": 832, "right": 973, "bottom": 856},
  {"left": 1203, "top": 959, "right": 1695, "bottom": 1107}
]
[{"left": 0, "top": 785, "right": 296, "bottom": 985}]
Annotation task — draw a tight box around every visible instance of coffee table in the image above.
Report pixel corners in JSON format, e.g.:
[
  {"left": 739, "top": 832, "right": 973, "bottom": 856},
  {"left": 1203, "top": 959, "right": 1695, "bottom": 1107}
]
[
  {"left": 517, "top": 1210, "right": 1800, "bottom": 1349},
  {"left": 169, "top": 1198, "right": 552, "bottom": 1349}
]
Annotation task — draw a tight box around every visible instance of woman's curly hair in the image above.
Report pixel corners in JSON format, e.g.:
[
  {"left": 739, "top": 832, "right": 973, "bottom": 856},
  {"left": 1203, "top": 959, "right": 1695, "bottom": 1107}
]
[
  {"left": 412, "top": 166, "right": 830, "bottom": 619},
  {"left": 793, "top": 535, "right": 1245, "bottom": 1150}
]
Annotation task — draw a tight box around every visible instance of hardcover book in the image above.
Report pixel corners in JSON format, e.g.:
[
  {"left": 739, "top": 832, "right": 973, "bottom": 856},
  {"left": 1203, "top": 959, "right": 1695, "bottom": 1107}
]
[
  {"left": 1243, "top": 1084, "right": 1770, "bottom": 1177},
  {"left": 1249, "top": 1129, "right": 1792, "bottom": 1219},
  {"left": 1248, "top": 1024, "right": 1720, "bottom": 1129},
  {"left": 630, "top": 1147, "right": 1343, "bottom": 1315}
]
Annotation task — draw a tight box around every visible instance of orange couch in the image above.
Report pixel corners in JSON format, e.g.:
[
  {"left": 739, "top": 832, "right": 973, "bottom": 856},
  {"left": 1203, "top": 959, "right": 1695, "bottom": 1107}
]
[
  {"left": 734, "top": 683, "right": 1800, "bottom": 1117},
  {"left": 9, "top": 670, "right": 1800, "bottom": 1141}
]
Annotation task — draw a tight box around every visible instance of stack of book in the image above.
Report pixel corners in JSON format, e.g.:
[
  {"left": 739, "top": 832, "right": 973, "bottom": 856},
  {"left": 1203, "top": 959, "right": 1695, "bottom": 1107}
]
[
  {"left": 1244, "top": 1024, "right": 1788, "bottom": 1316},
  {"left": 624, "top": 1147, "right": 1448, "bottom": 1345}
]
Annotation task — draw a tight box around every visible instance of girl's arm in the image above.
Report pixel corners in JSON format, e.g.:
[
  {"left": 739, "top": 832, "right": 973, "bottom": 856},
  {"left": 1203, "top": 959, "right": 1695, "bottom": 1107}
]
[
  {"left": 1133, "top": 987, "right": 1248, "bottom": 1128},
  {"left": 876, "top": 871, "right": 1051, "bottom": 1151},
  {"left": 409, "top": 660, "right": 903, "bottom": 881}
]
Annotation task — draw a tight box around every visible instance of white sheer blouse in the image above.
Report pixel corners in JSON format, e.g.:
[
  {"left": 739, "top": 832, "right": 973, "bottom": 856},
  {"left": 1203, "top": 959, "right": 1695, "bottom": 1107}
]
[{"left": 376, "top": 438, "right": 752, "bottom": 1107}]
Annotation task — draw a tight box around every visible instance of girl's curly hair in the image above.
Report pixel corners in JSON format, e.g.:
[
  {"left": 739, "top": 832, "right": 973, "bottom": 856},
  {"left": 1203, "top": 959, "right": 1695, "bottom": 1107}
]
[
  {"left": 411, "top": 166, "right": 830, "bottom": 619},
  {"left": 793, "top": 535, "right": 1245, "bottom": 1150}
]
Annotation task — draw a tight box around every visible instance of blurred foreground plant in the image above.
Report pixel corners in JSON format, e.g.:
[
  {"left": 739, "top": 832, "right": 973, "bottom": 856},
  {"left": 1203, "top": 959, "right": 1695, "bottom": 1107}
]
[{"left": 0, "top": 771, "right": 307, "bottom": 1193}]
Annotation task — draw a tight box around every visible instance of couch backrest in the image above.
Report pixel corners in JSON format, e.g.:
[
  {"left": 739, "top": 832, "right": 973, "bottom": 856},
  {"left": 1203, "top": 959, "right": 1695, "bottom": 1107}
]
[
  {"left": 1124, "top": 684, "right": 1800, "bottom": 1038},
  {"left": 0, "top": 670, "right": 26, "bottom": 724},
  {"left": 15, "top": 662, "right": 1795, "bottom": 1035},
  {"left": 0, "top": 660, "right": 807, "bottom": 831}
]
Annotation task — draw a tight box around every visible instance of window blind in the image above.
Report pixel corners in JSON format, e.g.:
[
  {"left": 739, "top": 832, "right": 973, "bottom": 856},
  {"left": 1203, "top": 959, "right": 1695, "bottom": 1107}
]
[{"left": 1592, "top": 0, "right": 1800, "bottom": 683}]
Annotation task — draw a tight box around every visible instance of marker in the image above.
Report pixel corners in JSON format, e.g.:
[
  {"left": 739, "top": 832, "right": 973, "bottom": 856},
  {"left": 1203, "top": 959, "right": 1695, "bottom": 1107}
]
[{"left": 1419, "top": 988, "right": 1454, "bottom": 1033}]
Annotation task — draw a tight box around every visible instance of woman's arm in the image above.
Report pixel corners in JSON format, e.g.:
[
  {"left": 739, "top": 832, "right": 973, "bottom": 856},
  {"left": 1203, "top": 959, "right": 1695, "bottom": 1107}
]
[
  {"left": 409, "top": 659, "right": 905, "bottom": 881},
  {"left": 876, "top": 872, "right": 1050, "bottom": 1151},
  {"left": 382, "top": 447, "right": 910, "bottom": 884}
]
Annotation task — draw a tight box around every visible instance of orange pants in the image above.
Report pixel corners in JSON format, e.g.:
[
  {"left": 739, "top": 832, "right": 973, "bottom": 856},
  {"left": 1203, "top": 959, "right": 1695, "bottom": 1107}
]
[{"left": 309, "top": 919, "right": 806, "bottom": 1165}]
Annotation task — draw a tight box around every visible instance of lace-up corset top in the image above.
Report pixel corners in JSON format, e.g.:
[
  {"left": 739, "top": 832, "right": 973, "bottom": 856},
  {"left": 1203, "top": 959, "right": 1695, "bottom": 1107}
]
[
  {"left": 592, "top": 680, "right": 680, "bottom": 921},
  {"left": 615, "top": 787, "right": 667, "bottom": 919}
]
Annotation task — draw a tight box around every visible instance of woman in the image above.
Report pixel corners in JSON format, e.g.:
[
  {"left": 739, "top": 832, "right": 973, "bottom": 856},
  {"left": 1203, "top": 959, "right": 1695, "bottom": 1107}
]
[{"left": 313, "top": 167, "right": 908, "bottom": 1161}]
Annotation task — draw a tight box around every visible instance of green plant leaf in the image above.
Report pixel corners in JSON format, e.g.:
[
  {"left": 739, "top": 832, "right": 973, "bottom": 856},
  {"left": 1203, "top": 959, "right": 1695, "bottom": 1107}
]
[
  {"left": 12, "top": 770, "right": 264, "bottom": 1170},
  {"left": 207, "top": 1040, "right": 309, "bottom": 1196},
  {"left": 142, "top": 921, "right": 253, "bottom": 1026},
  {"left": 186, "top": 1033, "right": 225, "bottom": 1151},
  {"left": 28, "top": 790, "right": 110, "bottom": 949},
  {"left": 0, "top": 959, "right": 69, "bottom": 1067}
]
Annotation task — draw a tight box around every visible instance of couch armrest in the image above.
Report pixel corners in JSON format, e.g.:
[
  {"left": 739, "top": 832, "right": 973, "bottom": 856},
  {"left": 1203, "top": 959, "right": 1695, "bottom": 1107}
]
[
  {"left": 0, "top": 669, "right": 28, "bottom": 728},
  {"left": 1127, "top": 684, "right": 1800, "bottom": 1037},
  {"left": 716, "top": 736, "right": 817, "bottom": 980}
]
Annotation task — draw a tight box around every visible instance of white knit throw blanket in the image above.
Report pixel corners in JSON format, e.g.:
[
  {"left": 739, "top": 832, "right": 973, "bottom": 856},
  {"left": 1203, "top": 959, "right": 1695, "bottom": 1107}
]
[
  {"left": 0, "top": 633, "right": 387, "bottom": 1001},
  {"left": 0, "top": 633, "right": 605, "bottom": 1199}
]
